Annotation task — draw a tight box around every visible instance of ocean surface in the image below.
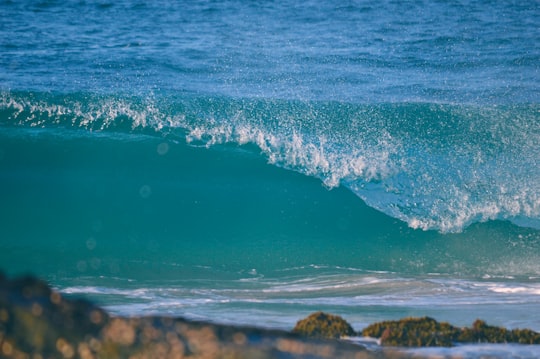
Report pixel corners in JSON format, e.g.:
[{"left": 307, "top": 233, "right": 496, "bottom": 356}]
[{"left": 1, "top": 0, "right": 539, "bottom": 357}]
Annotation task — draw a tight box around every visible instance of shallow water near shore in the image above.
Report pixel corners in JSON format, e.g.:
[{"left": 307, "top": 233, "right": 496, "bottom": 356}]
[{"left": 1, "top": 0, "right": 539, "bottom": 357}]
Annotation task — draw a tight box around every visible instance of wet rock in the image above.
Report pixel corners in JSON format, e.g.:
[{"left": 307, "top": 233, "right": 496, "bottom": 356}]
[
  {"left": 457, "top": 319, "right": 540, "bottom": 345},
  {"left": 0, "top": 273, "right": 108, "bottom": 357},
  {"left": 362, "top": 316, "right": 459, "bottom": 347},
  {"left": 292, "top": 311, "right": 356, "bottom": 339},
  {"left": 362, "top": 316, "right": 540, "bottom": 347}
]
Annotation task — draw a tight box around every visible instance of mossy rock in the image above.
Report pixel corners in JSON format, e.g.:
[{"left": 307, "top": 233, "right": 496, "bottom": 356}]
[
  {"left": 292, "top": 312, "right": 356, "bottom": 339},
  {"left": 457, "top": 319, "right": 540, "bottom": 345},
  {"left": 362, "top": 316, "right": 460, "bottom": 347},
  {"left": 362, "top": 317, "right": 540, "bottom": 347},
  {"left": 509, "top": 328, "right": 540, "bottom": 345}
]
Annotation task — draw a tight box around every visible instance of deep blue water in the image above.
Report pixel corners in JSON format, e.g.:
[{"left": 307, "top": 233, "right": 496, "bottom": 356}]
[{"left": 1, "top": 1, "right": 540, "bottom": 357}]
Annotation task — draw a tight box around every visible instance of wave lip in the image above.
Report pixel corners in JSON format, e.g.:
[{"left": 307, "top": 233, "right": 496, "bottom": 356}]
[{"left": 179, "top": 99, "right": 540, "bottom": 233}]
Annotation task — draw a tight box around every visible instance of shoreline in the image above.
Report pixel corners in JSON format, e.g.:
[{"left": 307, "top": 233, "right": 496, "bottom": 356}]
[
  {"left": 2, "top": 273, "right": 540, "bottom": 359},
  {"left": 0, "top": 273, "right": 400, "bottom": 358}
]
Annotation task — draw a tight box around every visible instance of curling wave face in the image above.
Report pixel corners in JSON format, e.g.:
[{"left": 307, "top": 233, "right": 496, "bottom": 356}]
[{"left": 2, "top": 91, "right": 539, "bottom": 233}]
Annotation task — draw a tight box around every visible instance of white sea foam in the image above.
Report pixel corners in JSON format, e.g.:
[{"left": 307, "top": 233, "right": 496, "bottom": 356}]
[
  {"left": 400, "top": 343, "right": 540, "bottom": 359},
  {"left": 61, "top": 286, "right": 154, "bottom": 299},
  {"left": 59, "top": 275, "right": 540, "bottom": 311},
  {"left": 184, "top": 121, "right": 399, "bottom": 189},
  {"left": 483, "top": 284, "right": 540, "bottom": 296}
]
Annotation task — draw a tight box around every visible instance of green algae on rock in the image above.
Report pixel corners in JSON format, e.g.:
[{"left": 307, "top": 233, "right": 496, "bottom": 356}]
[
  {"left": 362, "top": 317, "right": 540, "bottom": 347},
  {"left": 292, "top": 312, "right": 356, "bottom": 339},
  {"left": 457, "top": 319, "right": 540, "bottom": 345},
  {"left": 362, "top": 317, "right": 459, "bottom": 347}
]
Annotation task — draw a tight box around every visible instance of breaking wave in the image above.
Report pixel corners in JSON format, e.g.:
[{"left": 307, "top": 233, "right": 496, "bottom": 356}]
[{"left": 1, "top": 90, "right": 539, "bottom": 233}]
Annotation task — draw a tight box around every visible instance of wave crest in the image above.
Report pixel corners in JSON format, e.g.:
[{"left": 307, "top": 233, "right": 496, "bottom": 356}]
[
  {"left": 185, "top": 121, "right": 399, "bottom": 188},
  {"left": 1, "top": 90, "right": 539, "bottom": 233},
  {"left": 0, "top": 91, "right": 180, "bottom": 132}
]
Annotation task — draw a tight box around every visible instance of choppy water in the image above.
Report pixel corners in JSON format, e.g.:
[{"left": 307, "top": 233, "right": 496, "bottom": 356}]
[{"left": 1, "top": 1, "right": 539, "bottom": 357}]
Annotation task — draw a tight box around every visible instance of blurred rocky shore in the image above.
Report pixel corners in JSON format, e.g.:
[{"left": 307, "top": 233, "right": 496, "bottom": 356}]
[
  {"left": 2, "top": 273, "right": 539, "bottom": 359},
  {"left": 0, "top": 273, "right": 408, "bottom": 359}
]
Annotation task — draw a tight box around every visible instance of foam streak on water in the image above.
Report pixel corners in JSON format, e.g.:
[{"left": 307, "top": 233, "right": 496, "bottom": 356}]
[{"left": 57, "top": 269, "right": 540, "bottom": 332}]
